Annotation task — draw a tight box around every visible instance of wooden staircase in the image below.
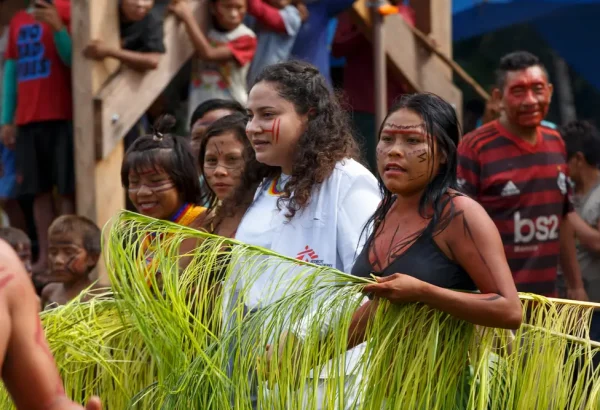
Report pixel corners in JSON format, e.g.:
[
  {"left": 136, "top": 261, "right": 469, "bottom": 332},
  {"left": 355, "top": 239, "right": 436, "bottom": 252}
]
[{"left": 350, "top": 0, "right": 463, "bottom": 118}]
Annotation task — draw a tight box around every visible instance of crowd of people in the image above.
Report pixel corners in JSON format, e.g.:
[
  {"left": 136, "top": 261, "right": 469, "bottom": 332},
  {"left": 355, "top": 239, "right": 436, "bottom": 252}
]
[{"left": 1, "top": 0, "right": 600, "bottom": 408}]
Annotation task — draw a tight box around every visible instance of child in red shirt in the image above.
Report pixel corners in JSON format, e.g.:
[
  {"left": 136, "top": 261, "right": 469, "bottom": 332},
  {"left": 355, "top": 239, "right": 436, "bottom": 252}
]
[{"left": 1, "top": 0, "right": 74, "bottom": 274}]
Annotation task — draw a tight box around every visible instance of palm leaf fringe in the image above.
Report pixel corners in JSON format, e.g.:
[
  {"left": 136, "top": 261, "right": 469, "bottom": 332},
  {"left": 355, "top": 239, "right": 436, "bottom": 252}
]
[{"left": 1, "top": 210, "right": 599, "bottom": 409}]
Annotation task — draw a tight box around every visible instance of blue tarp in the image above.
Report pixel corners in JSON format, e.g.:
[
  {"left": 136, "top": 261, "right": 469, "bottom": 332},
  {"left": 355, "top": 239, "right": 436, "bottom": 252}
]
[{"left": 452, "top": 0, "right": 600, "bottom": 90}]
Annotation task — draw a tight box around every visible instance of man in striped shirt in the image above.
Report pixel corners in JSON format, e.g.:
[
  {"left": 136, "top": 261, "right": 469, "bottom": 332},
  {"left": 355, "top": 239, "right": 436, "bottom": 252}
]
[{"left": 457, "top": 51, "right": 587, "bottom": 300}]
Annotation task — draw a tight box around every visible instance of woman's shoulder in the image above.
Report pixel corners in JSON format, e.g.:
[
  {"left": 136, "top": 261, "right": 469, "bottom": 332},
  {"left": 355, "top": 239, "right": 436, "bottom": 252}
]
[{"left": 331, "top": 158, "right": 378, "bottom": 184}]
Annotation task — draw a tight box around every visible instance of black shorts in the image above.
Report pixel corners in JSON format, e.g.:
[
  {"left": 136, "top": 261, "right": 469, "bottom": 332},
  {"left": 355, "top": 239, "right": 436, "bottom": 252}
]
[{"left": 15, "top": 120, "right": 75, "bottom": 196}]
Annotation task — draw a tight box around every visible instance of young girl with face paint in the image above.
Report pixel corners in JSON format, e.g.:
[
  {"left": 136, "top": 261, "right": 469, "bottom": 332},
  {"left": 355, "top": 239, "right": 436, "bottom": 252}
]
[
  {"left": 121, "top": 115, "right": 207, "bottom": 274},
  {"left": 199, "top": 112, "right": 272, "bottom": 238},
  {"left": 236, "top": 60, "right": 381, "bottom": 408},
  {"left": 347, "top": 94, "right": 521, "bottom": 354}
]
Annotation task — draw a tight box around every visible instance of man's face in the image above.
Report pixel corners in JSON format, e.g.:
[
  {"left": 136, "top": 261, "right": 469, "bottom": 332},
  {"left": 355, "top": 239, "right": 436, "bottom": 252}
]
[{"left": 500, "top": 66, "right": 553, "bottom": 129}]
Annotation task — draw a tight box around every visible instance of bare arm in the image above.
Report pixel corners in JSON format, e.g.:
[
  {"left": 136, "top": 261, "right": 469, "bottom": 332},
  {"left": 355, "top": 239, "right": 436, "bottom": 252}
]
[
  {"left": 0, "top": 242, "right": 101, "bottom": 409},
  {"left": 559, "top": 214, "right": 588, "bottom": 300},
  {"left": 106, "top": 48, "right": 161, "bottom": 71},
  {"left": 568, "top": 211, "right": 600, "bottom": 253},
  {"left": 170, "top": 1, "right": 233, "bottom": 62},
  {"left": 364, "top": 196, "right": 522, "bottom": 329}
]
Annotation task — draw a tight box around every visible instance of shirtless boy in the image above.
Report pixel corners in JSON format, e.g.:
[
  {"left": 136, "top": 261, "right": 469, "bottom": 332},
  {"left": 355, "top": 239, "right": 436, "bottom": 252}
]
[
  {"left": 41, "top": 216, "right": 101, "bottom": 309},
  {"left": 0, "top": 239, "right": 101, "bottom": 409}
]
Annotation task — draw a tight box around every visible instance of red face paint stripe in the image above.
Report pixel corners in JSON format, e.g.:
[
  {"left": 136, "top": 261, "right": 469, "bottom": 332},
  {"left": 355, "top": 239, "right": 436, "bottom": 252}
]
[
  {"left": 0, "top": 274, "right": 14, "bottom": 290},
  {"left": 275, "top": 118, "right": 281, "bottom": 143}
]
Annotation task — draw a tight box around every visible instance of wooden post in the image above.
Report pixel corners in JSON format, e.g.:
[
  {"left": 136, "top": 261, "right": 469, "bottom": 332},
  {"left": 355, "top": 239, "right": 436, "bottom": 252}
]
[
  {"left": 71, "top": 0, "right": 122, "bottom": 283},
  {"left": 350, "top": 0, "right": 462, "bottom": 113}
]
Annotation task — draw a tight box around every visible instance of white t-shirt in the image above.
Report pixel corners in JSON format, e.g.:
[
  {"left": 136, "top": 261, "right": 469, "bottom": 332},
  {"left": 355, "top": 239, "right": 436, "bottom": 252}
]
[{"left": 232, "top": 159, "right": 381, "bottom": 377}]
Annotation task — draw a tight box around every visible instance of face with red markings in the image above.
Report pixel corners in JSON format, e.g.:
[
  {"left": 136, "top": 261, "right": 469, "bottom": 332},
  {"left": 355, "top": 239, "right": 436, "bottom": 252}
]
[
  {"left": 246, "top": 81, "right": 308, "bottom": 174},
  {"left": 203, "top": 132, "right": 246, "bottom": 200},
  {"left": 376, "top": 108, "right": 442, "bottom": 196},
  {"left": 497, "top": 66, "right": 553, "bottom": 129},
  {"left": 128, "top": 167, "right": 183, "bottom": 220},
  {"left": 212, "top": 0, "right": 246, "bottom": 31},
  {"left": 191, "top": 108, "right": 238, "bottom": 169},
  {"left": 48, "top": 234, "right": 97, "bottom": 284}
]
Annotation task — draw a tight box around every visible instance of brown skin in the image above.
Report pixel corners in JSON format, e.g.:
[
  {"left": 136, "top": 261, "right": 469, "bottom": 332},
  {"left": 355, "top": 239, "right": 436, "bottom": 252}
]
[
  {"left": 128, "top": 166, "right": 206, "bottom": 268},
  {"left": 0, "top": 240, "right": 102, "bottom": 410},
  {"left": 347, "top": 108, "right": 522, "bottom": 348},
  {"left": 246, "top": 81, "right": 308, "bottom": 175},
  {"left": 169, "top": 0, "right": 246, "bottom": 62},
  {"left": 41, "top": 234, "right": 99, "bottom": 309},
  {"left": 201, "top": 132, "right": 248, "bottom": 237},
  {"left": 191, "top": 108, "right": 239, "bottom": 167}
]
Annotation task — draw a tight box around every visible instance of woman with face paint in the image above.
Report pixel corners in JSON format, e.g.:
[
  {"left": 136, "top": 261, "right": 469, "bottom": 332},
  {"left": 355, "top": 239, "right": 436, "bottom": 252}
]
[
  {"left": 235, "top": 60, "right": 381, "bottom": 408},
  {"left": 347, "top": 94, "right": 522, "bottom": 354},
  {"left": 198, "top": 112, "right": 271, "bottom": 238}
]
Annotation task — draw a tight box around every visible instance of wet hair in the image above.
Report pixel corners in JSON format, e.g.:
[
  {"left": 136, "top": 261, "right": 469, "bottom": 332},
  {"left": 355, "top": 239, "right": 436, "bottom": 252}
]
[
  {"left": 560, "top": 120, "right": 600, "bottom": 166},
  {"left": 251, "top": 60, "right": 359, "bottom": 219},
  {"left": 0, "top": 227, "right": 30, "bottom": 249},
  {"left": 363, "top": 93, "right": 462, "bottom": 249},
  {"left": 121, "top": 115, "right": 203, "bottom": 205},
  {"left": 48, "top": 215, "right": 101, "bottom": 257},
  {"left": 189, "top": 99, "right": 246, "bottom": 131},
  {"left": 495, "top": 51, "right": 548, "bottom": 90},
  {"left": 199, "top": 113, "right": 274, "bottom": 223}
]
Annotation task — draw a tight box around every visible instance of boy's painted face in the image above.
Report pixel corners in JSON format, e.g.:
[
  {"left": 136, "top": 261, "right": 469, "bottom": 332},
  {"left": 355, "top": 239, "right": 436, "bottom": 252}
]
[
  {"left": 376, "top": 109, "right": 441, "bottom": 196},
  {"left": 15, "top": 242, "right": 32, "bottom": 277},
  {"left": 203, "top": 132, "right": 246, "bottom": 201},
  {"left": 128, "top": 166, "right": 183, "bottom": 220},
  {"left": 48, "top": 234, "right": 96, "bottom": 283},
  {"left": 121, "top": 0, "right": 154, "bottom": 22},
  {"left": 246, "top": 81, "right": 308, "bottom": 174},
  {"left": 191, "top": 108, "right": 238, "bottom": 169},
  {"left": 500, "top": 66, "right": 553, "bottom": 129},
  {"left": 212, "top": 0, "right": 246, "bottom": 31}
]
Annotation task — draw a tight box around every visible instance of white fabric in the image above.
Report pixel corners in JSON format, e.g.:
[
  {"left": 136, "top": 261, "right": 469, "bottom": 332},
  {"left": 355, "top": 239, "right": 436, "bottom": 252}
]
[{"left": 232, "top": 159, "right": 381, "bottom": 382}]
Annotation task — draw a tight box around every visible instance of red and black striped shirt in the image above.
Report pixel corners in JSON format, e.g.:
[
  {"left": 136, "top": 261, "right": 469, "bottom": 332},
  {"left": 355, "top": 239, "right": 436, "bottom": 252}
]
[{"left": 457, "top": 120, "right": 572, "bottom": 296}]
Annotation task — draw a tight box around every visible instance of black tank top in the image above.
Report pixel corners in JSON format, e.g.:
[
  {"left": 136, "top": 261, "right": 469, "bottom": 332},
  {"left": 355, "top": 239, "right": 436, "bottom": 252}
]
[{"left": 352, "top": 224, "right": 477, "bottom": 292}]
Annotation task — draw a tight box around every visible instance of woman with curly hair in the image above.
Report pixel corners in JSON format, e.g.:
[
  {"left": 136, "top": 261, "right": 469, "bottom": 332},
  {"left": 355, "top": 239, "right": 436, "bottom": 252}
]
[{"left": 236, "top": 60, "right": 381, "bottom": 408}]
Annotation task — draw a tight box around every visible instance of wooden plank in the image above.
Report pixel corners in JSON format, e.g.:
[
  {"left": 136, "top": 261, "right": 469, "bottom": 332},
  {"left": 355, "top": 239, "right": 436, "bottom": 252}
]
[
  {"left": 409, "top": 0, "right": 432, "bottom": 35},
  {"left": 72, "top": 0, "right": 122, "bottom": 283},
  {"left": 350, "top": 0, "right": 462, "bottom": 113},
  {"left": 95, "top": 1, "right": 207, "bottom": 160}
]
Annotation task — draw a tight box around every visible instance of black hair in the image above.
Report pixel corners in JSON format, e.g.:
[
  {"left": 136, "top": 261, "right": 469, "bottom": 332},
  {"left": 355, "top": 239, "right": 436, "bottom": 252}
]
[
  {"left": 363, "top": 93, "right": 462, "bottom": 250},
  {"left": 48, "top": 215, "right": 101, "bottom": 257},
  {"left": 121, "top": 114, "right": 203, "bottom": 205},
  {"left": 0, "top": 227, "right": 30, "bottom": 249},
  {"left": 189, "top": 99, "right": 246, "bottom": 131},
  {"left": 251, "top": 60, "right": 359, "bottom": 219},
  {"left": 495, "top": 51, "right": 548, "bottom": 90},
  {"left": 560, "top": 120, "right": 600, "bottom": 166},
  {"left": 199, "top": 113, "right": 274, "bottom": 225}
]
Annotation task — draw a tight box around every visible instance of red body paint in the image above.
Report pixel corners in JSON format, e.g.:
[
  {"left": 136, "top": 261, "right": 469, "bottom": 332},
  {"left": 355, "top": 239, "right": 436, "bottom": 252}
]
[
  {"left": 502, "top": 66, "right": 551, "bottom": 128},
  {"left": 0, "top": 274, "right": 14, "bottom": 291}
]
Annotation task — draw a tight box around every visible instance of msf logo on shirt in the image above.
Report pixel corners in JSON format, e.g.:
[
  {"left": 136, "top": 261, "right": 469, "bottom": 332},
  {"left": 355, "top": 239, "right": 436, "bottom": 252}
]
[
  {"left": 514, "top": 211, "right": 559, "bottom": 245},
  {"left": 17, "top": 23, "right": 51, "bottom": 82},
  {"left": 296, "top": 246, "right": 332, "bottom": 268}
]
